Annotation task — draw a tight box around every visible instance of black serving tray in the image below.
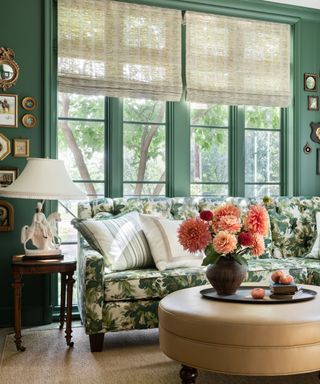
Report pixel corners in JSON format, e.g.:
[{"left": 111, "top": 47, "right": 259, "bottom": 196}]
[{"left": 200, "top": 286, "right": 317, "bottom": 304}]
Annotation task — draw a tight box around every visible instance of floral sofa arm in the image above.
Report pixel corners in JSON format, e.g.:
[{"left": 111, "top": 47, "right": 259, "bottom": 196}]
[{"left": 77, "top": 246, "right": 106, "bottom": 335}]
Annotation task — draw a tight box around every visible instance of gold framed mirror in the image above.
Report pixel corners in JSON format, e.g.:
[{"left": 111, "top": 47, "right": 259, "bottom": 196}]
[{"left": 0, "top": 47, "right": 19, "bottom": 91}]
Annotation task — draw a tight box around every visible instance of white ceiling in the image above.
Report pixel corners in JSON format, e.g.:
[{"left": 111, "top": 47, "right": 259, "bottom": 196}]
[{"left": 263, "top": 0, "right": 320, "bottom": 9}]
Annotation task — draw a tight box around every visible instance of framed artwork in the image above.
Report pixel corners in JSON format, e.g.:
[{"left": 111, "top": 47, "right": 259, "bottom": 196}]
[
  {"left": 13, "top": 138, "right": 29, "bottom": 157},
  {"left": 0, "top": 133, "right": 11, "bottom": 160},
  {"left": 0, "top": 167, "right": 18, "bottom": 188},
  {"left": 21, "top": 96, "right": 37, "bottom": 111},
  {"left": 308, "top": 96, "right": 319, "bottom": 111},
  {"left": 22, "top": 113, "right": 37, "bottom": 128},
  {"left": 0, "top": 200, "right": 14, "bottom": 231},
  {"left": 304, "top": 73, "right": 318, "bottom": 92},
  {"left": 0, "top": 94, "right": 18, "bottom": 127}
]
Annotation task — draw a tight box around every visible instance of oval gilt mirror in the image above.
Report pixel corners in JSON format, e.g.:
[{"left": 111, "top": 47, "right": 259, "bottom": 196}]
[{"left": 0, "top": 47, "right": 19, "bottom": 91}]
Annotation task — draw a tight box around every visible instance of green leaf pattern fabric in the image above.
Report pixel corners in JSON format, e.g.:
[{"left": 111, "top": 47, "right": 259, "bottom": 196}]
[{"left": 76, "top": 196, "right": 320, "bottom": 335}]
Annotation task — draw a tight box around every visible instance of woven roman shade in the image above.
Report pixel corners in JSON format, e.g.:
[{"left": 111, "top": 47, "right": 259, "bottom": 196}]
[
  {"left": 186, "top": 12, "right": 291, "bottom": 107},
  {"left": 58, "top": 0, "right": 182, "bottom": 101}
]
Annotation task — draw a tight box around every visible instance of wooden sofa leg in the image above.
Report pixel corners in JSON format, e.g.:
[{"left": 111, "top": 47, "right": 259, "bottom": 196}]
[{"left": 89, "top": 333, "right": 105, "bottom": 352}]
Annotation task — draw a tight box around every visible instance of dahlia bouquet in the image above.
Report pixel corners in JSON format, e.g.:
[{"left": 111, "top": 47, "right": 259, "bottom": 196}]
[{"left": 178, "top": 203, "right": 269, "bottom": 266}]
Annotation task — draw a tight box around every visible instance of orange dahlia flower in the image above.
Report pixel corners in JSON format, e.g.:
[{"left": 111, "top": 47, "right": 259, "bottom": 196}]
[
  {"left": 212, "top": 231, "right": 237, "bottom": 254},
  {"left": 178, "top": 217, "right": 211, "bottom": 253},
  {"left": 243, "top": 205, "right": 269, "bottom": 236},
  {"left": 212, "top": 203, "right": 241, "bottom": 233},
  {"left": 251, "top": 233, "right": 265, "bottom": 256}
]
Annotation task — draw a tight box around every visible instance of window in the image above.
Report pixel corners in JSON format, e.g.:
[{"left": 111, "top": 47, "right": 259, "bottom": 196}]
[
  {"left": 244, "top": 106, "right": 281, "bottom": 197},
  {"left": 123, "top": 98, "right": 166, "bottom": 196},
  {"left": 190, "top": 103, "right": 229, "bottom": 196},
  {"left": 56, "top": 1, "right": 290, "bottom": 311},
  {"left": 57, "top": 91, "right": 105, "bottom": 271}
]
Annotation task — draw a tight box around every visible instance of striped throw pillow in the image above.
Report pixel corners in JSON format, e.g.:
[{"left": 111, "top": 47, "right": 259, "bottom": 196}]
[{"left": 73, "top": 211, "right": 153, "bottom": 271}]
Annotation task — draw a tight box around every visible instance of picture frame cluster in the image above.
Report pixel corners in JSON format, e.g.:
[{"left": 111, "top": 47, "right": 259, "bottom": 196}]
[
  {"left": 0, "top": 93, "right": 36, "bottom": 163},
  {"left": 304, "top": 73, "right": 319, "bottom": 111},
  {"left": 0, "top": 92, "right": 37, "bottom": 232}
]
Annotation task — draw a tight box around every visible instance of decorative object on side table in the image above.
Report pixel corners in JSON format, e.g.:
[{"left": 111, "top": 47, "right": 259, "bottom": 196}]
[
  {"left": 0, "top": 94, "right": 18, "bottom": 128},
  {"left": 304, "top": 73, "right": 318, "bottom": 92},
  {"left": 0, "top": 158, "right": 86, "bottom": 258},
  {"left": 178, "top": 203, "right": 269, "bottom": 295}
]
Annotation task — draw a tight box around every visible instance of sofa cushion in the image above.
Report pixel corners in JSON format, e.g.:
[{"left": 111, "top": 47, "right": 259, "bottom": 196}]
[
  {"left": 73, "top": 211, "right": 154, "bottom": 271},
  {"left": 103, "top": 255, "right": 319, "bottom": 302},
  {"left": 306, "top": 212, "right": 320, "bottom": 259},
  {"left": 113, "top": 197, "right": 173, "bottom": 218},
  {"left": 104, "top": 267, "right": 208, "bottom": 301},
  {"left": 139, "top": 214, "right": 204, "bottom": 271},
  {"left": 267, "top": 197, "right": 320, "bottom": 258}
]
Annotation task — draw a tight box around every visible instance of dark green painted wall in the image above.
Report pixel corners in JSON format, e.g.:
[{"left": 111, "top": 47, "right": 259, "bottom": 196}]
[
  {"left": 0, "top": 0, "right": 52, "bottom": 326},
  {"left": 0, "top": 0, "right": 320, "bottom": 327},
  {"left": 298, "top": 20, "right": 320, "bottom": 195}
]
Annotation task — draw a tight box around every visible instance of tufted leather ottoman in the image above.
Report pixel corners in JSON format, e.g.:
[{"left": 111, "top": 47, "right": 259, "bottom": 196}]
[{"left": 159, "top": 285, "right": 320, "bottom": 383}]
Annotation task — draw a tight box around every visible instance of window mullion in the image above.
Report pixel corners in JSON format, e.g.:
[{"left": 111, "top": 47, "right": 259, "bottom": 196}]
[
  {"left": 106, "top": 97, "right": 123, "bottom": 197},
  {"left": 167, "top": 101, "right": 190, "bottom": 197},
  {"left": 230, "top": 105, "right": 245, "bottom": 196}
]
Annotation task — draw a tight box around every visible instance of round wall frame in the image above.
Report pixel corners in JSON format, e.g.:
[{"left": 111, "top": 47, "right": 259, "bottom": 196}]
[
  {"left": 21, "top": 96, "right": 37, "bottom": 111},
  {"left": 22, "top": 113, "right": 37, "bottom": 128}
]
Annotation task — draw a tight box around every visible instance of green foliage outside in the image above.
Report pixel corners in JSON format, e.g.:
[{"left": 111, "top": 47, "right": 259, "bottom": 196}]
[{"left": 58, "top": 93, "right": 281, "bottom": 198}]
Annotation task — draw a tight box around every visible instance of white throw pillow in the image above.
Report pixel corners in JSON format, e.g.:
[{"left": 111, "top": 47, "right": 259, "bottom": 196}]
[
  {"left": 139, "top": 214, "right": 203, "bottom": 271},
  {"left": 73, "top": 211, "right": 153, "bottom": 271},
  {"left": 306, "top": 211, "right": 320, "bottom": 259}
]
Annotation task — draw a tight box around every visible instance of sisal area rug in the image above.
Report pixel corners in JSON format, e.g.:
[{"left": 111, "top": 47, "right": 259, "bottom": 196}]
[{"left": 0, "top": 327, "right": 319, "bottom": 384}]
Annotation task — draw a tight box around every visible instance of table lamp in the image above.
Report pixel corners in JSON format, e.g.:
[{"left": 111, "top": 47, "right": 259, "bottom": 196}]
[{"left": 0, "top": 158, "right": 86, "bottom": 258}]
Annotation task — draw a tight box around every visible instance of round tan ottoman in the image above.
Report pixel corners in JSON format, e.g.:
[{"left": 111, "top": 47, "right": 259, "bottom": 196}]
[{"left": 159, "top": 285, "right": 320, "bottom": 383}]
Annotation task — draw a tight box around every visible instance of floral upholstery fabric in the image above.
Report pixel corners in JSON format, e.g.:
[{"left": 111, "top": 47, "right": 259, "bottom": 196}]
[
  {"left": 113, "top": 197, "right": 173, "bottom": 218},
  {"left": 104, "top": 267, "right": 208, "bottom": 301},
  {"left": 266, "top": 196, "right": 320, "bottom": 258},
  {"left": 77, "top": 196, "right": 320, "bottom": 336}
]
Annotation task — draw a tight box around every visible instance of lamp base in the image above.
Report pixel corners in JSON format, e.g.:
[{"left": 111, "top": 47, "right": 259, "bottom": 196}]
[
  {"left": 24, "top": 248, "right": 63, "bottom": 260},
  {"left": 23, "top": 254, "right": 64, "bottom": 260}
]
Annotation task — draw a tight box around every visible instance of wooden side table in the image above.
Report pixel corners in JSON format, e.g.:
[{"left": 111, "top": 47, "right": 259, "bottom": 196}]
[{"left": 12, "top": 255, "right": 77, "bottom": 352}]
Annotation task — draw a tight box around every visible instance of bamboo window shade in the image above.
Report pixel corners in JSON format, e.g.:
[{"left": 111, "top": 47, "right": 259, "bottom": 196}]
[
  {"left": 185, "top": 12, "right": 291, "bottom": 107},
  {"left": 58, "top": 0, "right": 182, "bottom": 101}
]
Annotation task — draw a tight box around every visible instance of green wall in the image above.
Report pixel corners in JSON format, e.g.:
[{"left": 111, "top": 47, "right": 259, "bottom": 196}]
[
  {"left": 0, "top": 0, "right": 320, "bottom": 327},
  {"left": 298, "top": 20, "right": 320, "bottom": 195},
  {"left": 0, "top": 0, "right": 52, "bottom": 326}
]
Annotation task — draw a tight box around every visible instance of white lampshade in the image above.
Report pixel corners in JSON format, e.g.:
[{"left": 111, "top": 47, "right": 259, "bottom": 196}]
[{"left": 0, "top": 158, "right": 86, "bottom": 200}]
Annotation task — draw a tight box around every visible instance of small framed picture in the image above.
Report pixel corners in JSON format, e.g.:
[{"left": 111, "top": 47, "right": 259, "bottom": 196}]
[
  {"left": 22, "top": 113, "right": 37, "bottom": 128},
  {"left": 308, "top": 96, "right": 319, "bottom": 111},
  {"left": 13, "top": 138, "right": 29, "bottom": 157},
  {"left": 0, "top": 94, "right": 18, "bottom": 128},
  {"left": 304, "top": 73, "right": 318, "bottom": 92},
  {"left": 21, "top": 96, "right": 37, "bottom": 111},
  {"left": 0, "top": 133, "right": 11, "bottom": 160},
  {"left": 317, "top": 149, "right": 320, "bottom": 175},
  {"left": 0, "top": 167, "right": 18, "bottom": 188},
  {"left": 0, "top": 200, "right": 14, "bottom": 231}
]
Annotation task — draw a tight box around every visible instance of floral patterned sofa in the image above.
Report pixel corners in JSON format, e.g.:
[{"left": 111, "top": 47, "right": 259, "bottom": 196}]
[{"left": 74, "top": 196, "right": 320, "bottom": 352}]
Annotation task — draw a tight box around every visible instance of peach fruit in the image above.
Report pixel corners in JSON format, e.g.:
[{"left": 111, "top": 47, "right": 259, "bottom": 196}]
[
  {"left": 271, "top": 270, "right": 285, "bottom": 283},
  {"left": 251, "top": 288, "right": 265, "bottom": 299},
  {"left": 279, "top": 274, "right": 294, "bottom": 285}
]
